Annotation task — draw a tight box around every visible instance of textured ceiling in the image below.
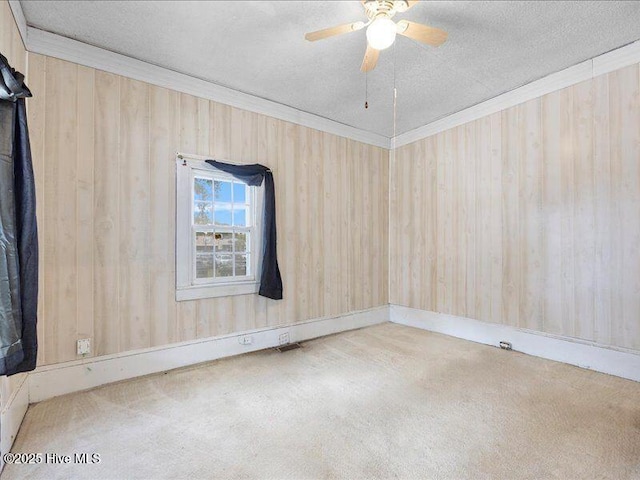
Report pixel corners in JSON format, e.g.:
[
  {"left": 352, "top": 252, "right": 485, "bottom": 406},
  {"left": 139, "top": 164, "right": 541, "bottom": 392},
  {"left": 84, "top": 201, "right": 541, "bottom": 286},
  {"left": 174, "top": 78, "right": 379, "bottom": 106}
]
[{"left": 21, "top": 1, "right": 640, "bottom": 137}]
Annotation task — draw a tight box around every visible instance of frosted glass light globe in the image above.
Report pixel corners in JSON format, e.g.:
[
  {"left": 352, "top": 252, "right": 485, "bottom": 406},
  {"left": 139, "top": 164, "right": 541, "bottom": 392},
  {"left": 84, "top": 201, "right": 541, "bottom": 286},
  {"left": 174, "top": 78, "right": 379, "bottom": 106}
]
[{"left": 366, "top": 17, "right": 397, "bottom": 50}]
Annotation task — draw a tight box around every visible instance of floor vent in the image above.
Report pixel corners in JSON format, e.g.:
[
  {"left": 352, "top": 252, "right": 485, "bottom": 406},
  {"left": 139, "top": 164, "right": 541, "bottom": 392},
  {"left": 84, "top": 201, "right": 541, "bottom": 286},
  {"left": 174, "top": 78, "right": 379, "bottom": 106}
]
[{"left": 276, "top": 342, "right": 302, "bottom": 353}]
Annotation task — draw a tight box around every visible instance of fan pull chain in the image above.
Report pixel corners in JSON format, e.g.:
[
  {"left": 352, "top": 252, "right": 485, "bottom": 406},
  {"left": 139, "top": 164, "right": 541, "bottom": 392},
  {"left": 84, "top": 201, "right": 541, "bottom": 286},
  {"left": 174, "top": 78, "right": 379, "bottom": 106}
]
[
  {"left": 365, "top": 70, "right": 369, "bottom": 109},
  {"left": 392, "top": 41, "right": 397, "bottom": 141}
]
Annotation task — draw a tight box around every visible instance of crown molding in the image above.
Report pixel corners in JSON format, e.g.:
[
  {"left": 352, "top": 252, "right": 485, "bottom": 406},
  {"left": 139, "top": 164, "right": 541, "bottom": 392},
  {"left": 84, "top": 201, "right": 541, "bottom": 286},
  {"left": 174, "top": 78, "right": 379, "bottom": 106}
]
[
  {"left": 14, "top": 7, "right": 640, "bottom": 152},
  {"left": 25, "top": 27, "right": 391, "bottom": 149},
  {"left": 7, "top": 0, "right": 27, "bottom": 47},
  {"left": 393, "top": 39, "right": 640, "bottom": 148},
  {"left": 592, "top": 38, "right": 640, "bottom": 77}
]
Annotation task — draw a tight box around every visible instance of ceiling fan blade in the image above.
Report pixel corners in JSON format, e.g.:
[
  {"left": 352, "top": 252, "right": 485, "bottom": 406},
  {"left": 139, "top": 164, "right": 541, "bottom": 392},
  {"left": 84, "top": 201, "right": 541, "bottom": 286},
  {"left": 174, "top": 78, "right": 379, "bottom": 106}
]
[
  {"left": 396, "top": 20, "right": 448, "bottom": 46},
  {"left": 360, "top": 44, "right": 379, "bottom": 72},
  {"left": 305, "top": 21, "right": 364, "bottom": 42}
]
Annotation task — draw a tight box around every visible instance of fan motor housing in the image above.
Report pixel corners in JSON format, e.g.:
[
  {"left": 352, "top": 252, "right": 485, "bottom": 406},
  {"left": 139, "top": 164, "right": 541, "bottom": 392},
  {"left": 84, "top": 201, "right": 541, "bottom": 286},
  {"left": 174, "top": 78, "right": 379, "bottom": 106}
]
[{"left": 364, "top": 0, "right": 409, "bottom": 20}]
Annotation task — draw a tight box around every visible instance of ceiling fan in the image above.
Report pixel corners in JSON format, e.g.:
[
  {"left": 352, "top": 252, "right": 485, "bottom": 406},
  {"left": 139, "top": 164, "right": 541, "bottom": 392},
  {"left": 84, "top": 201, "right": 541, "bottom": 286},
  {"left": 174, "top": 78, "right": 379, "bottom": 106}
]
[{"left": 304, "top": 0, "right": 448, "bottom": 72}]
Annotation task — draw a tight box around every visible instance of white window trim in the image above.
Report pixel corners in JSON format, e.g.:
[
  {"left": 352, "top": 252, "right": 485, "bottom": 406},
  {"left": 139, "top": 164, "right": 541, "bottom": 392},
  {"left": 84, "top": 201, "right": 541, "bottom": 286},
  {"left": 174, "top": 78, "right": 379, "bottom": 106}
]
[{"left": 176, "top": 154, "right": 263, "bottom": 301}]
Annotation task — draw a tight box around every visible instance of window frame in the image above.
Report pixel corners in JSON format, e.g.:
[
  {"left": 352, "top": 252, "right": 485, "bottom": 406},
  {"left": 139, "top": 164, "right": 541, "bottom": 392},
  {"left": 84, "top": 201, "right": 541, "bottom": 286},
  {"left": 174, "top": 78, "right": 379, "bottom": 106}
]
[{"left": 176, "top": 155, "right": 263, "bottom": 301}]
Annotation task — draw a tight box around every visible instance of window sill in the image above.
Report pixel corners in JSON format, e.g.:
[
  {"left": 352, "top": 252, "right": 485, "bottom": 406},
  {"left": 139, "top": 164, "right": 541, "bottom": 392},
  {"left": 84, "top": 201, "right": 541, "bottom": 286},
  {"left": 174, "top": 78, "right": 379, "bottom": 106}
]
[{"left": 176, "top": 281, "right": 259, "bottom": 301}]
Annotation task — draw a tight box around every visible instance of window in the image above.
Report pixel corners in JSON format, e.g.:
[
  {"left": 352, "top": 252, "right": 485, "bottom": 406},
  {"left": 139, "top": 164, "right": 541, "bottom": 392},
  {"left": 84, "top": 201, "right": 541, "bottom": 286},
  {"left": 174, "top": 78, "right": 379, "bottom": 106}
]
[{"left": 176, "top": 156, "right": 262, "bottom": 301}]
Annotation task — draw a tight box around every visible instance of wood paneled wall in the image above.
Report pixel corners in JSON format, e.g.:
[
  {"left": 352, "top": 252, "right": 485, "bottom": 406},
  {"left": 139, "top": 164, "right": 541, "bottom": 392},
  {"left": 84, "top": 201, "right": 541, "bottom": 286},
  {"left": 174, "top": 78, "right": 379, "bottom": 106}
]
[
  {"left": 0, "top": 1, "right": 24, "bottom": 72},
  {"left": 391, "top": 64, "right": 640, "bottom": 352},
  {"left": 27, "top": 53, "right": 389, "bottom": 366}
]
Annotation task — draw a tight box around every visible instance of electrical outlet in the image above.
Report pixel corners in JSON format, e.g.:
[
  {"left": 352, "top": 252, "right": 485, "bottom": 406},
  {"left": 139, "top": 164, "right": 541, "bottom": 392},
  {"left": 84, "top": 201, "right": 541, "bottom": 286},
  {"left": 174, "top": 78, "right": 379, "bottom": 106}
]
[
  {"left": 278, "top": 332, "right": 290, "bottom": 345},
  {"left": 238, "top": 335, "right": 252, "bottom": 345},
  {"left": 77, "top": 338, "right": 91, "bottom": 355}
]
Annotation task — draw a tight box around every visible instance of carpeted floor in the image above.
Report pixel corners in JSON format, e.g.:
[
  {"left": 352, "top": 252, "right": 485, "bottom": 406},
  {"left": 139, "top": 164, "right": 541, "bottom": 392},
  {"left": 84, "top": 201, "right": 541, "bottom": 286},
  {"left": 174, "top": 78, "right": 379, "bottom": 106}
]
[{"left": 3, "top": 323, "right": 640, "bottom": 479}]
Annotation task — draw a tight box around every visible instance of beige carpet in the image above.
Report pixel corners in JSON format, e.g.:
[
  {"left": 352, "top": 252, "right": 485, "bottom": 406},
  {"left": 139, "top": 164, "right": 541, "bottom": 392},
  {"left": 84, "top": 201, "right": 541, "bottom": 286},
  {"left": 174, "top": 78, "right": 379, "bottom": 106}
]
[{"left": 3, "top": 323, "right": 640, "bottom": 480}]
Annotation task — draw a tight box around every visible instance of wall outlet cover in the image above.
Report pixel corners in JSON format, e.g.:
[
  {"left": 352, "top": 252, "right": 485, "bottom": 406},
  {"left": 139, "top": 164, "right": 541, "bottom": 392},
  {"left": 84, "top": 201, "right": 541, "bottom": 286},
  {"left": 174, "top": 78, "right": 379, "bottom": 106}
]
[
  {"left": 77, "top": 338, "right": 91, "bottom": 355},
  {"left": 278, "top": 332, "right": 290, "bottom": 345}
]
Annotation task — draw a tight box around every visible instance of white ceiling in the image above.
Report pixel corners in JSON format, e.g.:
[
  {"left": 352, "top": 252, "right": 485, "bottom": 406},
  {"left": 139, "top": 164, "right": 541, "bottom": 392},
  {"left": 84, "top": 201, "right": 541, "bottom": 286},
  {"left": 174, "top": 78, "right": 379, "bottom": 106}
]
[{"left": 21, "top": 1, "right": 640, "bottom": 137}]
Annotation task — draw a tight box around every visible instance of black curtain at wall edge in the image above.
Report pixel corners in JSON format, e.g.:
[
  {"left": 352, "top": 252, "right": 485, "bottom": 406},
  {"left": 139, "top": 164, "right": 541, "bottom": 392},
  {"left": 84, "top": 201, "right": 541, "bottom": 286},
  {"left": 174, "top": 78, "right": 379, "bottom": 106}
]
[
  {"left": 205, "top": 160, "right": 283, "bottom": 300},
  {"left": 0, "top": 52, "right": 38, "bottom": 376},
  {"left": 0, "top": 53, "right": 31, "bottom": 101}
]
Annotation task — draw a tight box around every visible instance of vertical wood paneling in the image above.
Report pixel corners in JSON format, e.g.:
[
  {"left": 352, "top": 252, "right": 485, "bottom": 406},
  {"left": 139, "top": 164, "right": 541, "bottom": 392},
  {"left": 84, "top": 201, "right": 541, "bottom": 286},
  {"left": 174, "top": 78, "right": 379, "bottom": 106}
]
[
  {"left": 149, "top": 86, "right": 178, "bottom": 347},
  {"left": 379, "top": 146, "right": 389, "bottom": 308},
  {"left": 611, "top": 65, "right": 640, "bottom": 350},
  {"left": 409, "top": 141, "right": 423, "bottom": 309},
  {"left": 94, "top": 70, "right": 120, "bottom": 357},
  {"left": 392, "top": 64, "right": 640, "bottom": 353},
  {"left": 572, "top": 81, "right": 595, "bottom": 340},
  {"left": 519, "top": 99, "right": 543, "bottom": 331},
  {"left": 592, "top": 75, "right": 611, "bottom": 346},
  {"left": 337, "top": 136, "right": 351, "bottom": 314},
  {"left": 396, "top": 146, "right": 410, "bottom": 306},
  {"left": 0, "top": 0, "right": 25, "bottom": 72},
  {"left": 464, "top": 122, "right": 476, "bottom": 319},
  {"left": 389, "top": 148, "right": 398, "bottom": 305},
  {"left": 119, "top": 78, "right": 150, "bottom": 352},
  {"left": 76, "top": 66, "right": 95, "bottom": 345},
  {"left": 440, "top": 131, "right": 452, "bottom": 314},
  {"left": 421, "top": 137, "right": 436, "bottom": 311},
  {"left": 322, "top": 132, "right": 339, "bottom": 317},
  {"left": 347, "top": 140, "right": 363, "bottom": 312},
  {"left": 31, "top": 56, "right": 389, "bottom": 366},
  {"left": 44, "top": 57, "right": 78, "bottom": 363},
  {"left": 281, "top": 122, "right": 298, "bottom": 324},
  {"left": 501, "top": 106, "right": 520, "bottom": 327},
  {"left": 488, "top": 113, "right": 503, "bottom": 325},
  {"left": 453, "top": 126, "right": 467, "bottom": 318},
  {"left": 541, "top": 91, "right": 563, "bottom": 335},
  {"left": 308, "top": 128, "right": 323, "bottom": 319},
  {"left": 475, "top": 116, "right": 492, "bottom": 323},
  {"left": 559, "top": 87, "right": 576, "bottom": 338},
  {"left": 295, "top": 126, "right": 309, "bottom": 317}
]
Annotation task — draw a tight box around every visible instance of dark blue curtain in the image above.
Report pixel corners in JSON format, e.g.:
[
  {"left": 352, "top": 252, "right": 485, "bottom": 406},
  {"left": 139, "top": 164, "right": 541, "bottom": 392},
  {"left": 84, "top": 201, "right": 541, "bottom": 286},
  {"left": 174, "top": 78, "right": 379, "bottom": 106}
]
[
  {"left": 0, "top": 53, "right": 38, "bottom": 375},
  {"left": 205, "top": 160, "right": 283, "bottom": 300}
]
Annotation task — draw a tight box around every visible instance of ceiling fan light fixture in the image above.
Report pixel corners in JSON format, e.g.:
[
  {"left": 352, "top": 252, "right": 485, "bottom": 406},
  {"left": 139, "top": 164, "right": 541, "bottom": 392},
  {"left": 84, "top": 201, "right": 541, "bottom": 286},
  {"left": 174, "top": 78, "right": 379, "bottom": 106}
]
[{"left": 366, "top": 16, "right": 397, "bottom": 50}]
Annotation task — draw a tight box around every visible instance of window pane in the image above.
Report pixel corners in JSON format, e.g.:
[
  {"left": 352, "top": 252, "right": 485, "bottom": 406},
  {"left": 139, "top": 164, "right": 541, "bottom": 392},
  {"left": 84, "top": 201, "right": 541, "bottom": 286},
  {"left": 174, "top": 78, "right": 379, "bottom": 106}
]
[
  {"left": 233, "top": 182, "right": 246, "bottom": 203},
  {"left": 215, "top": 254, "right": 233, "bottom": 277},
  {"left": 214, "top": 207, "right": 232, "bottom": 226},
  {"left": 196, "top": 231, "right": 214, "bottom": 251},
  {"left": 194, "top": 178, "right": 213, "bottom": 201},
  {"left": 196, "top": 254, "right": 214, "bottom": 279},
  {"left": 235, "top": 254, "right": 247, "bottom": 276},
  {"left": 214, "top": 180, "right": 232, "bottom": 202},
  {"left": 194, "top": 201, "right": 212, "bottom": 225},
  {"left": 195, "top": 232, "right": 214, "bottom": 279},
  {"left": 233, "top": 208, "right": 247, "bottom": 227},
  {"left": 234, "top": 232, "right": 248, "bottom": 252},
  {"left": 214, "top": 232, "right": 233, "bottom": 252}
]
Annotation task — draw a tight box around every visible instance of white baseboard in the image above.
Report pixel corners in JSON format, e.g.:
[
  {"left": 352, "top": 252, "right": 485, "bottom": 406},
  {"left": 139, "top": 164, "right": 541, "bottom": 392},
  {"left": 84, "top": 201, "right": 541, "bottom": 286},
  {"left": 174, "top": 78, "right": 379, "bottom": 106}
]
[
  {"left": 0, "top": 373, "right": 29, "bottom": 465},
  {"left": 390, "top": 305, "right": 640, "bottom": 383},
  {"left": 28, "top": 305, "right": 389, "bottom": 403}
]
